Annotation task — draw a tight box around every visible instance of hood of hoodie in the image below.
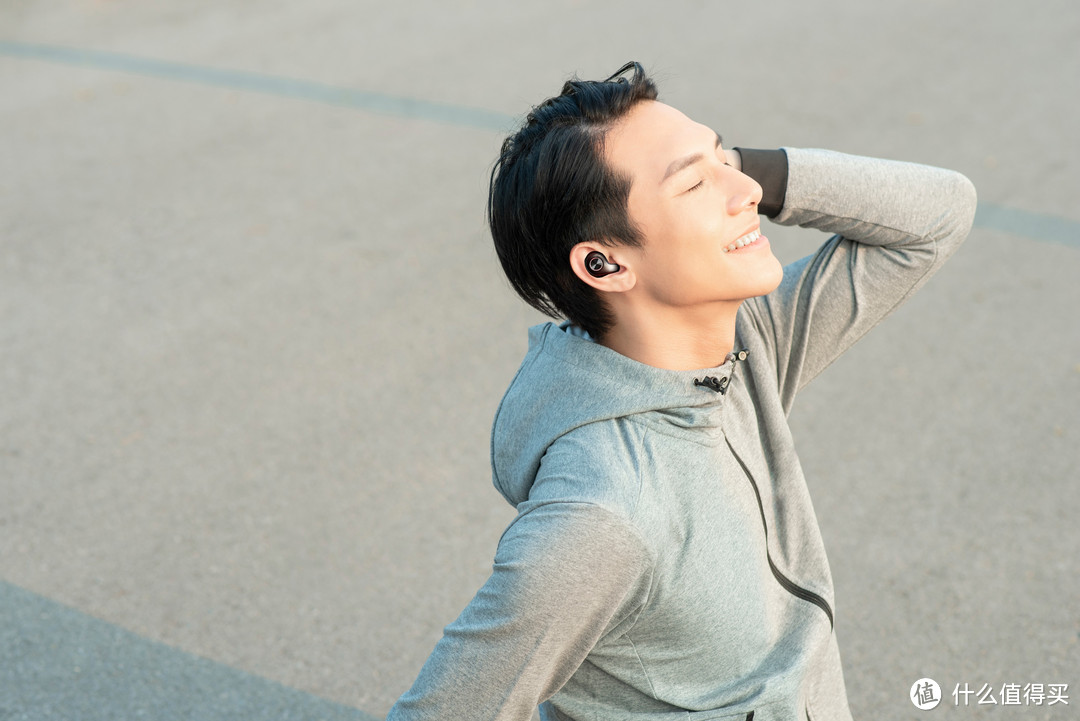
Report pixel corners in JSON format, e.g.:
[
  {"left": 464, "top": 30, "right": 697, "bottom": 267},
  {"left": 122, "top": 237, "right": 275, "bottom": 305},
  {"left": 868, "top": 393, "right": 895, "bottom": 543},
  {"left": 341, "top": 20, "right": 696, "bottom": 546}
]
[{"left": 490, "top": 321, "right": 742, "bottom": 507}]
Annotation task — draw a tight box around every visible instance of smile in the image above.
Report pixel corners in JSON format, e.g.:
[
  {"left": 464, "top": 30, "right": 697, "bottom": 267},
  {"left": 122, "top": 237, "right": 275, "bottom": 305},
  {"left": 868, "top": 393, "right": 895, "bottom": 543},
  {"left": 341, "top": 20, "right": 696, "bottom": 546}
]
[{"left": 721, "top": 229, "right": 763, "bottom": 253}]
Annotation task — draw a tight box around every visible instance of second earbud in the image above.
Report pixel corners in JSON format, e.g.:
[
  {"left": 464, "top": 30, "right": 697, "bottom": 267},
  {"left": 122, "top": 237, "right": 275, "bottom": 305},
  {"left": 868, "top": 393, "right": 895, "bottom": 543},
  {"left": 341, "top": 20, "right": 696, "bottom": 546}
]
[{"left": 585, "top": 251, "right": 621, "bottom": 278}]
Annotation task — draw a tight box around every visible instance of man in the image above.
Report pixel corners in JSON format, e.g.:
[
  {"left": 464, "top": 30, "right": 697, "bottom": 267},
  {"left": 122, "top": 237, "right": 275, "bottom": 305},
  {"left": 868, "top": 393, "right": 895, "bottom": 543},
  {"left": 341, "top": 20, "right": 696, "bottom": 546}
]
[{"left": 387, "top": 62, "right": 976, "bottom": 721}]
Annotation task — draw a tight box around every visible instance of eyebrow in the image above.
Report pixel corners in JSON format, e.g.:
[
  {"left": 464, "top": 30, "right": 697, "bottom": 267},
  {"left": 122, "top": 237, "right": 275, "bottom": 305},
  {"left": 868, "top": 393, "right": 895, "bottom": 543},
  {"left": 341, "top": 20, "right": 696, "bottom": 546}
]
[{"left": 661, "top": 131, "right": 723, "bottom": 185}]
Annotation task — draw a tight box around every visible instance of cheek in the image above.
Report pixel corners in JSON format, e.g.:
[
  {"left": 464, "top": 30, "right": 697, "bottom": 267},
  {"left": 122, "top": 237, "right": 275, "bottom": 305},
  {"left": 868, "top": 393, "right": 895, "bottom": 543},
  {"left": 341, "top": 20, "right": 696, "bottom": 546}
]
[{"left": 645, "top": 206, "right": 724, "bottom": 260}]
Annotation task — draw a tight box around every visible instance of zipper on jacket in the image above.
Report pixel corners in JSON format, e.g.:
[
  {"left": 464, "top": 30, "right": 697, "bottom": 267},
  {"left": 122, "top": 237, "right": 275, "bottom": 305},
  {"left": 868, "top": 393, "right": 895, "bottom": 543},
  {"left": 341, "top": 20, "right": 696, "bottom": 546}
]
[{"left": 726, "top": 439, "right": 835, "bottom": 629}]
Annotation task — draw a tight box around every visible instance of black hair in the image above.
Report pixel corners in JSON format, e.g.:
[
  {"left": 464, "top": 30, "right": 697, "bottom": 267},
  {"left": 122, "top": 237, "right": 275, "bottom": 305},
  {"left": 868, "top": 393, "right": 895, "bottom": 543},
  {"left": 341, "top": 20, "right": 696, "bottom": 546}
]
[{"left": 487, "top": 61, "right": 658, "bottom": 339}]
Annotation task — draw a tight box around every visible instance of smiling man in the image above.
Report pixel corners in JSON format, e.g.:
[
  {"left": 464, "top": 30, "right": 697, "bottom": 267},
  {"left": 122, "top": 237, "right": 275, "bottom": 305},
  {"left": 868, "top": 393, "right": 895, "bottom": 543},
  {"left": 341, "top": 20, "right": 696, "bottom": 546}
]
[{"left": 387, "top": 62, "right": 976, "bottom": 721}]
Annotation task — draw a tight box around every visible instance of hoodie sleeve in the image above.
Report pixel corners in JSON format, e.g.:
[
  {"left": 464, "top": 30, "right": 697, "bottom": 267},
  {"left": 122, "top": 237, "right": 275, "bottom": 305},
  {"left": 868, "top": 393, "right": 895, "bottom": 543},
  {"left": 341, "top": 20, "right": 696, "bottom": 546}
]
[
  {"left": 386, "top": 501, "right": 652, "bottom": 721},
  {"left": 739, "top": 147, "right": 977, "bottom": 411}
]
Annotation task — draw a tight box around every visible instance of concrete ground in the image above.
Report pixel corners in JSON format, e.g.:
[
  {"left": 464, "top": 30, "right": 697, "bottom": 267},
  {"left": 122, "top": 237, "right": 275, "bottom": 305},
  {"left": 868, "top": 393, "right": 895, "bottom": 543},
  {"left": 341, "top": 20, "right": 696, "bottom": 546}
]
[{"left": 2, "top": 1, "right": 1078, "bottom": 719}]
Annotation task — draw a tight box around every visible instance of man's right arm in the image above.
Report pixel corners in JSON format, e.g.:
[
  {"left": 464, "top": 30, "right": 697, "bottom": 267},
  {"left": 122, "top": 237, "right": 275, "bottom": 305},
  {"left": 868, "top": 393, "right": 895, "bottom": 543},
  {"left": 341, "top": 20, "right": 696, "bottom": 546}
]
[{"left": 387, "top": 501, "right": 652, "bottom": 721}]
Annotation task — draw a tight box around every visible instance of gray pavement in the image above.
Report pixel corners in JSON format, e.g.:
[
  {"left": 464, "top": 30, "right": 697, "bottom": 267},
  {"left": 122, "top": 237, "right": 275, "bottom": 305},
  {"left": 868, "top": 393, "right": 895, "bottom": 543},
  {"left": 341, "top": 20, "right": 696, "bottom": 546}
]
[
  {"left": 0, "top": 581, "right": 373, "bottom": 720},
  {"left": 2, "top": 2, "right": 1078, "bottom": 719}
]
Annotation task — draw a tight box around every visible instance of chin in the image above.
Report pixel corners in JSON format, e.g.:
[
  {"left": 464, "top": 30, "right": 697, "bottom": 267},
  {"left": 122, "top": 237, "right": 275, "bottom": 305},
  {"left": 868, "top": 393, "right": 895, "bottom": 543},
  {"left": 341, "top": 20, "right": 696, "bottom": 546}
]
[{"left": 747, "top": 257, "right": 785, "bottom": 298}]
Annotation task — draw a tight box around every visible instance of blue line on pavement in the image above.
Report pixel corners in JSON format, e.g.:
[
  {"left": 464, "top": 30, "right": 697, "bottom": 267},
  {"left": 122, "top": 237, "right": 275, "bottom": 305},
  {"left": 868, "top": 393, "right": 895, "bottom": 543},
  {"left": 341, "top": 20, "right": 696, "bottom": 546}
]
[
  {"left": 0, "top": 39, "right": 518, "bottom": 132},
  {"left": 974, "top": 202, "right": 1078, "bottom": 249},
  {"left": 2, "top": 40, "right": 1079, "bottom": 250}
]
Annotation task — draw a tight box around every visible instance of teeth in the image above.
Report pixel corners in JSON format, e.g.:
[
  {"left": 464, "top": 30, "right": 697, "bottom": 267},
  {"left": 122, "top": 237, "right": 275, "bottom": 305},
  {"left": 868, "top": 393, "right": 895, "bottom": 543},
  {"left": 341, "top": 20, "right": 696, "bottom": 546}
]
[{"left": 722, "top": 229, "right": 760, "bottom": 253}]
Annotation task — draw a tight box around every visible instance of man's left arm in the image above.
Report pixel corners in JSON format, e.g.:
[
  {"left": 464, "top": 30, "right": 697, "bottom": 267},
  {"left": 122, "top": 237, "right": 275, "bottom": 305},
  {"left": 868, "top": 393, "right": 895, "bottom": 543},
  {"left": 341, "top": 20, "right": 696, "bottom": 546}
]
[{"left": 733, "top": 147, "right": 977, "bottom": 410}]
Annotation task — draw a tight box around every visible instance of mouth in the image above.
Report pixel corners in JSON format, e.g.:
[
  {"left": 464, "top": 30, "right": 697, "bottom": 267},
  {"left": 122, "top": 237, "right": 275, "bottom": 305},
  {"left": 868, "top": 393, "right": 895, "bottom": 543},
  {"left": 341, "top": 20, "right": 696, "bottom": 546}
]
[{"left": 721, "top": 228, "right": 767, "bottom": 254}]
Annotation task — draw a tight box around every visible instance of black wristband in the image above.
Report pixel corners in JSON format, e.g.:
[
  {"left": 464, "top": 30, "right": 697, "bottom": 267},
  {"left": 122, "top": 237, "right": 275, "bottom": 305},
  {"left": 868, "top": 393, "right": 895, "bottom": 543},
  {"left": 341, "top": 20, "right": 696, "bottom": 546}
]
[{"left": 732, "top": 148, "right": 788, "bottom": 218}]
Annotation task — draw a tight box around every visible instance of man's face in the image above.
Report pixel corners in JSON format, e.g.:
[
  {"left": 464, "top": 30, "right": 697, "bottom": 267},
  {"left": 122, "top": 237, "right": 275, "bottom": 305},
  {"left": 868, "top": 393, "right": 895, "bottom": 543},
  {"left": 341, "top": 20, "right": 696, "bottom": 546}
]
[{"left": 603, "top": 100, "right": 784, "bottom": 309}]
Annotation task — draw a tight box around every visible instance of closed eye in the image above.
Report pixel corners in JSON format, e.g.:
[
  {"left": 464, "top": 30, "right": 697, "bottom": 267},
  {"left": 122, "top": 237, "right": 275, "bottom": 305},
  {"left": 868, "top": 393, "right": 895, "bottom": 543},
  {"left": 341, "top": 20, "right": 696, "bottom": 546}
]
[{"left": 686, "top": 160, "right": 732, "bottom": 193}]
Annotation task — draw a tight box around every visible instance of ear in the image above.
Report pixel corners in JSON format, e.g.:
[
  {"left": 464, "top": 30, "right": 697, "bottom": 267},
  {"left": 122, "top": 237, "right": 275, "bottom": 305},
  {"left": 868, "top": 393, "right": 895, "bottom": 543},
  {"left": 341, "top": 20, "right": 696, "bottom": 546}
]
[{"left": 569, "top": 242, "right": 637, "bottom": 293}]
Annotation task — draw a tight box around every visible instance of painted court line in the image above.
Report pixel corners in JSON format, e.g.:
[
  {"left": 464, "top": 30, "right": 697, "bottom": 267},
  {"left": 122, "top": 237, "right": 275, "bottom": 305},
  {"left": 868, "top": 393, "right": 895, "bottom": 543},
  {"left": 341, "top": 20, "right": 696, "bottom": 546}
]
[
  {"left": 0, "top": 39, "right": 517, "bottom": 131},
  {"left": 972, "top": 203, "right": 1078, "bottom": 250},
  {"left": 1, "top": 39, "right": 1077, "bottom": 250}
]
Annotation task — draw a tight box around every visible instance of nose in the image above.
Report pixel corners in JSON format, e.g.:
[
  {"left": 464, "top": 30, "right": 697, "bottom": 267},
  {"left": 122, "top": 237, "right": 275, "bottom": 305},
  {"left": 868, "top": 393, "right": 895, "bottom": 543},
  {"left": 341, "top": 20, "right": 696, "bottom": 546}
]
[{"left": 726, "top": 171, "right": 763, "bottom": 215}]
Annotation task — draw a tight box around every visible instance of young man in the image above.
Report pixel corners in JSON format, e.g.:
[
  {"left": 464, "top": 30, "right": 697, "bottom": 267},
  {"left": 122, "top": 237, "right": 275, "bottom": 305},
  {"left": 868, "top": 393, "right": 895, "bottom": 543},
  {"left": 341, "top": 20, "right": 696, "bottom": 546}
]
[{"left": 388, "top": 62, "right": 976, "bottom": 721}]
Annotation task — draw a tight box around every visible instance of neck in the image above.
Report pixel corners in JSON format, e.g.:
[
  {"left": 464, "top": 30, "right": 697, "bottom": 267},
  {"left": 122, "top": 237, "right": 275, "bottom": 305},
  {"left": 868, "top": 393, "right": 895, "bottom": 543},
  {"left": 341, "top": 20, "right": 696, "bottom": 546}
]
[{"left": 598, "top": 300, "right": 742, "bottom": 370}]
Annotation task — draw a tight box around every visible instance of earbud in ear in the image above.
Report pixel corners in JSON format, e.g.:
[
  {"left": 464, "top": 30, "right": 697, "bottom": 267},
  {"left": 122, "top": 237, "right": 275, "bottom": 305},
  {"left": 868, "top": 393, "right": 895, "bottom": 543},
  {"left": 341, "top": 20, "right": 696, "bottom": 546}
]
[{"left": 585, "top": 251, "right": 620, "bottom": 278}]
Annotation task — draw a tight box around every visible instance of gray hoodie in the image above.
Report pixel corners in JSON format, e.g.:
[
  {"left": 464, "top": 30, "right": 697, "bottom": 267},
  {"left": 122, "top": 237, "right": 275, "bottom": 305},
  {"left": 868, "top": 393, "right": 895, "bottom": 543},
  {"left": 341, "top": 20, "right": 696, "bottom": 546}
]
[{"left": 388, "top": 148, "right": 977, "bottom": 721}]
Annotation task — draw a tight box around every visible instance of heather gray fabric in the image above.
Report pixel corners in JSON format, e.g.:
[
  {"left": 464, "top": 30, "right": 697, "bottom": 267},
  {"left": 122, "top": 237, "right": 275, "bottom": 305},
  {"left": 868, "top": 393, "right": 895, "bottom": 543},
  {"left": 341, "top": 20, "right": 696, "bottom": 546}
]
[{"left": 387, "top": 149, "right": 977, "bottom": 721}]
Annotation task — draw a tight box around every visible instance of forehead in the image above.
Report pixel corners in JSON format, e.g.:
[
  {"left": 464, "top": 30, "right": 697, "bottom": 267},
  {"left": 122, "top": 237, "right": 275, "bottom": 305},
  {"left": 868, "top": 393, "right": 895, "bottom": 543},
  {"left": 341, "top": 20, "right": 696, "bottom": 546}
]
[{"left": 603, "top": 100, "right": 713, "bottom": 182}]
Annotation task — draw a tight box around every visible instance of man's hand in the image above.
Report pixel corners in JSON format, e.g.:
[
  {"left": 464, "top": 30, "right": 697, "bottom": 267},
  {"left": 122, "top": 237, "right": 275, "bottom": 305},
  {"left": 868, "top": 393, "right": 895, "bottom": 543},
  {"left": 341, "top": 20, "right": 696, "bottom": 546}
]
[{"left": 724, "top": 147, "right": 742, "bottom": 172}]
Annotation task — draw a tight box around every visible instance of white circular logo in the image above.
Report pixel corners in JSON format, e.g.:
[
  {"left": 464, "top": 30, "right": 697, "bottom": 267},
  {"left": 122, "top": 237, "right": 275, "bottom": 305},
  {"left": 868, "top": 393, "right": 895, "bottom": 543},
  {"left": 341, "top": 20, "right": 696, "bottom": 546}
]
[{"left": 911, "top": 678, "right": 942, "bottom": 710}]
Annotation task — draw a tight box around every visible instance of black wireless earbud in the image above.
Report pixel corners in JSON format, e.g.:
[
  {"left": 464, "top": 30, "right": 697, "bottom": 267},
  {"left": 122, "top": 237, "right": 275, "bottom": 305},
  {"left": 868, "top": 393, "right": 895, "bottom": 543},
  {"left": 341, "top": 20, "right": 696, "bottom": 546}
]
[{"left": 585, "top": 251, "right": 620, "bottom": 278}]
